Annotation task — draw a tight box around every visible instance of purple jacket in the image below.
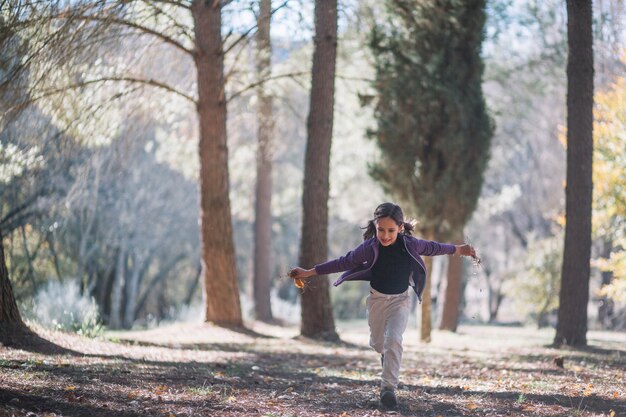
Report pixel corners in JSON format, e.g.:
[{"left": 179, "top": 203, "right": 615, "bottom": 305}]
[{"left": 314, "top": 235, "right": 456, "bottom": 301}]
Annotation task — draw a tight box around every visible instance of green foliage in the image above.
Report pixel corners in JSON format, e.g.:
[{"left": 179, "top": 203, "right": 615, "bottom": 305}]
[
  {"left": 593, "top": 57, "right": 626, "bottom": 302},
  {"left": 22, "top": 279, "right": 104, "bottom": 337},
  {"left": 506, "top": 233, "right": 563, "bottom": 327},
  {"left": 368, "top": 0, "right": 493, "bottom": 237}
]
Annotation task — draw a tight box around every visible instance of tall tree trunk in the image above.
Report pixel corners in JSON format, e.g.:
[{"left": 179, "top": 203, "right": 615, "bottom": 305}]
[
  {"left": 0, "top": 228, "right": 23, "bottom": 327},
  {"left": 420, "top": 228, "right": 436, "bottom": 342},
  {"left": 253, "top": 0, "right": 274, "bottom": 323},
  {"left": 299, "top": 0, "right": 338, "bottom": 341},
  {"left": 420, "top": 255, "right": 433, "bottom": 343},
  {"left": 439, "top": 232, "right": 464, "bottom": 331},
  {"left": 554, "top": 0, "right": 594, "bottom": 347},
  {"left": 123, "top": 252, "right": 150, "bottom": 329},
  {"left": 192, "top": 1, "right": 242, "bottom": 327}
]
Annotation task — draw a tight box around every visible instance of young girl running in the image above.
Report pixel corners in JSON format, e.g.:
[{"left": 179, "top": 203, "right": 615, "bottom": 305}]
[{"left": 290, "top": 202, "right": 476, "bottom": 408}]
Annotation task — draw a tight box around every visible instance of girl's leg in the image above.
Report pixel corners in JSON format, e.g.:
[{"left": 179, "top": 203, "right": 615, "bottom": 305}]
[
  {"left": 380, "top": 291, "right": 411, "bottom": 390},
  {"left": 366, "top": 290, "right": 386, "bottom": 355}
]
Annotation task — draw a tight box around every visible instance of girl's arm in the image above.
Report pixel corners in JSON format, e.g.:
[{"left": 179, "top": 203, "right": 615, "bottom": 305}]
[
  {"left": 289, "top": 240, "right": 371, "bottom": 279},
  {"left": 411, "top": 237, "right": 476, "bottom": 258}
]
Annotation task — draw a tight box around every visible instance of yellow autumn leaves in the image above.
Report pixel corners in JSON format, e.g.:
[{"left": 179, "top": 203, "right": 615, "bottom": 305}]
[{"left": 593, "top": 51, "right": 626, "bottom": 303}]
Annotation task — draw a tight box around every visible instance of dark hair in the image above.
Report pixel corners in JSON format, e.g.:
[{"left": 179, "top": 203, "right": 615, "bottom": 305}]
[{"left": 362, "top": 202, "right": 415, "bottom": 240}]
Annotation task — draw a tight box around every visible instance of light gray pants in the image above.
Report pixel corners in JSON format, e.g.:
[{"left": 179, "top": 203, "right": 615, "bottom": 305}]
[{"left": 366, "top": 287, "right": 411, "bottom": 390}]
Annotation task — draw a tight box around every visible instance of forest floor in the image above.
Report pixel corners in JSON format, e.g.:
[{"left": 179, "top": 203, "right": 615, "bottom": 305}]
[{"left": 0, "top": 320, "right": 624, "bottom": 417}]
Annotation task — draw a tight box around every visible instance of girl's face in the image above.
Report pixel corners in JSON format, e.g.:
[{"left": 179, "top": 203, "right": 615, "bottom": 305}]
[{"left": 375, "top": 216, "right": 403, "bottom": 246}]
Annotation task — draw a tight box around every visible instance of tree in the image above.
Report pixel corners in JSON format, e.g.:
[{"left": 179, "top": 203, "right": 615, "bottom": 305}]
[
  {"left": 368, "top": 0, "right": 492, "bottom": 341},
  {"left": 298, "top": 0, "right": 339, "bottom": 341},
  {"left": 439, "top": 235, "right": 464, "bottom": 331},
  {"left": 592, "top": 53, "right": 626, "bottom": 328},
  {"left": 554, "top": 0, "right": 594, "bottom": 347},
  {"left": 0, "top": 6, "right": 62, "bottom": 335},
  {"left": 2, "top": 0, "right": 242, "bottom": 329},
  {"left": 0, "top": 227, "right": 24, "bottom": 329},
  {"left": 253, "top": 0, "right": 274, "bottom": 322},
  {"left": 191, "top": 0, "right": 242, "bottom": 327}
]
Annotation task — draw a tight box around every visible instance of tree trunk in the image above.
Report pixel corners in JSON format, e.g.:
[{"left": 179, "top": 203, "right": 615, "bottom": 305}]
[
  {"left": 486, "top": 267, "right": 504, "bottom": 323},
  {"left": 134, "top": 254, "right": 185, "bottom": 318},
  {"left": 192, "top": 1, "right": 243, "bottom": 327},
  {"left": 299, "top": 0, "right": 339, "bottom": 341},
  {"left": 123, "top": 252, "right": 150, "bottom": 329},
  {"left": 420, "top": 254, "right": 433, "bottom": 343},
  {"left": 253, "top": 0, "right": 274, "bottom": 323},
  {"left": 598, "top": 239, "right": 614, "bottom": 329},
  {"left": 109, "top": 243, "right": 127, "bottom": 329},
  {"left": 183, "top": 262, "right": 202, "bottom": 306},
  {"left": 20, "top": 225, "right": 37, "bottom": 292},
  {"left": 439, "top": 232, "right": 464, "bottom": 331},
  {"left": 554, "top": 0, "right": 594, "bottom": 347},
  {"left": 0, "top": 228, "right": 23, "bottom": 326}
]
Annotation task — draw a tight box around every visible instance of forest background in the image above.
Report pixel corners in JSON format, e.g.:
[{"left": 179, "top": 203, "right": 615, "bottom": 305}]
[{"left": 1, "top": 0, "right": 625, "bottom": 338}]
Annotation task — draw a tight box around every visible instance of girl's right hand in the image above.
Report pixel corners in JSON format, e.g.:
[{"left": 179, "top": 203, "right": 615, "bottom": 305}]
[
  {"left": 289, "top": 267, "right": 315, "bottom": 279},
  {"left": 289, "top": 267, "right": 315, "bottom": 290},
  {"left": 455, "top": 244, "right": 476, "bottom": 258}
]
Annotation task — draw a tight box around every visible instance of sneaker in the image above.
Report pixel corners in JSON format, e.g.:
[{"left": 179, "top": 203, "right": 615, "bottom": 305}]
[{"left": 380, "top": 387, "right": 397, "bottom": 408}]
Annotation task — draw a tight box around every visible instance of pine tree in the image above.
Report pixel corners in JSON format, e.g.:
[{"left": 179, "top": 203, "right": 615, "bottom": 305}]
[
  {"left": 299, "top": 0, "right": 339, "bottom": 341},
  {"left": 192, "top": 1, "right": 243, "bottom": 327},
  {"left": 369, "top": 0, "right": 492, "bottom": 341},
  {"left": 253, "top": 0, "right": 275, "bottom": 323},
  {"left": 554, "top": 0, "right": 594, "bottom": 347}
]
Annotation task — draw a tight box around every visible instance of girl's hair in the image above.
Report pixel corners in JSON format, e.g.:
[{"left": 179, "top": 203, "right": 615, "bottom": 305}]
[{"left": 362, "top": 202, "right": 415, "bottom": 240}]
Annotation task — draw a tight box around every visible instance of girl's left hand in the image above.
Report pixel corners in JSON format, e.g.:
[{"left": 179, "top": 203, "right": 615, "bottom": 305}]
[{"left": 455, "top": 244, "right": 476, "bottom": 258}]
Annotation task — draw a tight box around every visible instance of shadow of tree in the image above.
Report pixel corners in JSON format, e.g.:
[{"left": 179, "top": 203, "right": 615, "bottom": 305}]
[{"left": 0, "top": 324, "right": 81, "bottom": 356}]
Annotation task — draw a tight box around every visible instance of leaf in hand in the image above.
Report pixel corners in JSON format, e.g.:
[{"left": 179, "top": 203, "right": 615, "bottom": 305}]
[{"left": 289, "top": 269, "right": 306, "bottom": 290}]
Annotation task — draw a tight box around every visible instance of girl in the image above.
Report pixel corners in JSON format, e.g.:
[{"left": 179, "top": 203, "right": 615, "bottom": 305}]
[{"left": 290, "top": 202, "right": 476, "bottom": 408}]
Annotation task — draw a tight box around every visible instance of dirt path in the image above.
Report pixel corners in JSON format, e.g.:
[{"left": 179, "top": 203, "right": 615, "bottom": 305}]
[{"left": 1, "top": 322, "right": 624, "bottom": 416}]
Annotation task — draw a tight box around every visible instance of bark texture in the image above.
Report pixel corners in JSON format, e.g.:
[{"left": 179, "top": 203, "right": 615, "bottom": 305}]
[
  {"left": 253, "top": 0, "right": 274, "bottom": 322},
  {"left": 0, "top": 228, "right": 22, "bottom": 326},
  {"left": 299, "top": 0, "right": 339, "bottom": 341},
  {"left": 554, "top": 0, "right": 594, "bottom": 347},
  {"left": 439, "top": 233, "right": 464, "bottom": 331},
  {"left": 192, "top": 0, "right": 242, "bottom": 327},
  {"left": 420, "top": 255, "right": 434, "bottom": 343}
]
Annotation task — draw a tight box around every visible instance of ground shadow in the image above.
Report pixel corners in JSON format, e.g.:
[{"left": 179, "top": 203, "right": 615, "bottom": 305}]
[{"left": 0, "top": 324, "right": 82, "bottom": 356}]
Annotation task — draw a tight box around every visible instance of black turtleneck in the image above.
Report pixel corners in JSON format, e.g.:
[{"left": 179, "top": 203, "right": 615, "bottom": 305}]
[{"left": 370, "top": 237, "right": 412, "bottom": 294}]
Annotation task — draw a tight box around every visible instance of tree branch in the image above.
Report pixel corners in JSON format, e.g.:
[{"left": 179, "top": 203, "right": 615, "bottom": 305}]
[
  {"left": 7, "top": 76, "right": 196, "bottom": 112},
  {"left": 223, "top": 0, "right": 291, "bottom": 55},
  {"left": 68, "top": 14, "right": 193, "bottom": 56},
  {"left": 228, "top": 71, "right": 308, "bottom": 102},
  {"left": 143, "top": 0, "right": 194, "bottom": 43},
  {"left": 150, "top": 0, "right": 192, "bottom": 9}
]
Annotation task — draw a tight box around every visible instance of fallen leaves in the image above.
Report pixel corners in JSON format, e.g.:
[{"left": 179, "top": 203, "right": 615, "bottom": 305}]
[{"left": 1, "top": 324, "right": 625, "bottom": 417}]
